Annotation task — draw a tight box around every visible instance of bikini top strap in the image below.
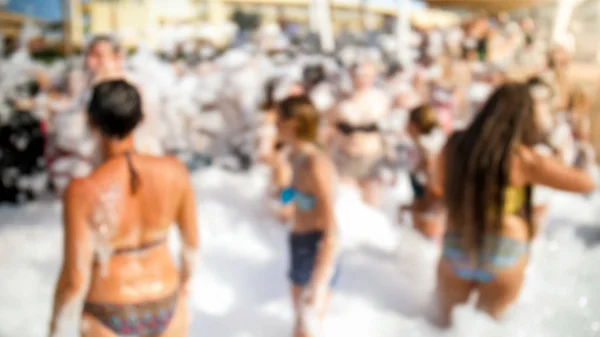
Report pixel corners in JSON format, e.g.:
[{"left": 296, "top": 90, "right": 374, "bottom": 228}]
[{"left": 124, "top": 151, "right": 139, "bottom": 194}]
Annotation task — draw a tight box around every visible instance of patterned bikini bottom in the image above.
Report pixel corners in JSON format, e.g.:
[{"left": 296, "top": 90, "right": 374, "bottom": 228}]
[{"left": 83, "top": 292, "right": 178, "bottom": 337}]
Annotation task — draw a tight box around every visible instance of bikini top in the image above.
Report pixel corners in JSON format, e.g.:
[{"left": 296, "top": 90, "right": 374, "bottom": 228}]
[
  {"left": 280, "top": 187, "right": 317, "bottom": 211},
  {"left": 90, "top": 151, "right": 155, "bottom": 262},
  {"left": 279, "top": 151, "right": 317, "bottom": 212},
  {"left": 336, "top": 121, "right": 379, "bottom": 135},
  {"left": 443, "top": 187, "right": 529, "bottom": 271},
  {"left": 112, "top": 237, "right": 167, "bottom": 255},
  {"left": 503, "top": 186, "right": 526, "bottom": 215}
]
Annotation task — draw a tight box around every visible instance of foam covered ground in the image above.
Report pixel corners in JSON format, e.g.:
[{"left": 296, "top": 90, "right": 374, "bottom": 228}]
[{"left": 0, "top": 167, "right": 599, "bottom": 337}]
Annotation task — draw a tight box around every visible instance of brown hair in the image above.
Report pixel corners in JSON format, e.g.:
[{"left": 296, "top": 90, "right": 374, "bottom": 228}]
[
  {"left": 278, "top": 96, "right": 320, "bottom": 142},
  {"left": 409, "top": 105, "right": 438, "bottom": 135},
  {"left": 444, "top": 83, "right": 537, "bottom": 256}
]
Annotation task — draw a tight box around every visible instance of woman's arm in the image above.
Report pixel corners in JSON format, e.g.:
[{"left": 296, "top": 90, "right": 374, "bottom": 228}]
[
  {"left": 520, "top": 146, "right": 596, "bottom": 193},
  {"left": 308, "top": 156, "right": 338, "bottom": 305},
  {"left": 175, "top": 163, "right": 200, "bottom": 294},
  {"left": 49, "top": 179, "right": 94, "bottom": 337},
  {"left": 429, "top": 145, "right": 447, "bottom": 199}
]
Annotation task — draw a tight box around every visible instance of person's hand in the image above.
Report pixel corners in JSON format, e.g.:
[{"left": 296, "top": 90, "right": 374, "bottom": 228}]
[
  {"left": 303, "top": 283, "right": 328, "bottom": 312},
  {"left": 180, "top": 280, "right": 191, "bottom": 298},
  {"left": 276, "top": 205, "right": 294, "bottom": 224}
]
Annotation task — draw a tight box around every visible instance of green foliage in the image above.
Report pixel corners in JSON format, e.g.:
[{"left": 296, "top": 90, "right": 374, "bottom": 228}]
[{"left": 31, "top": 49, "right": 63, "bottom": 64}]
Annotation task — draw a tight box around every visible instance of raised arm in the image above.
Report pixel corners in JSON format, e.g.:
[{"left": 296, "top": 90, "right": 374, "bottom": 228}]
[
  {"left": 308, "top": 155, "right": 338, "bottom": 308},
  {"left": 49, "top": 179, "right": 94, "bottom": 337},
  {"left": 520, "top": 146, "right": 596, "bottom": 193},
  {"left": 175, "top": 163, "right": 200, "bottom": 294}
]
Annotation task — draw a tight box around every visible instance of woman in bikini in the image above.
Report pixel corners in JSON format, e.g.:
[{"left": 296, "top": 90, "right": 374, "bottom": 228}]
[
  {"left": 403, "top": 105, "right": 446, "bottom": 242},
  {"left": 328, "top": 62, "right": 390, "bottom": 206},
  {"left": 433, "top": 83, "right": 596, "bottom": 326},
  {"left": 49, "top": 80, "right": 199, "bottom": 337},
  {"left": 276, "top": 96, "right": 339, "bottom": 337}
]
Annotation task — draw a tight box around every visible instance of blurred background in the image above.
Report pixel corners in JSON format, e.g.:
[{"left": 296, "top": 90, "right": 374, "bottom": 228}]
[
  {"left": 2, "top": 0, "right": 600, "bottom": 153},
  {"left": 0, "top": 1, "right": 599, "bottom": 337}
]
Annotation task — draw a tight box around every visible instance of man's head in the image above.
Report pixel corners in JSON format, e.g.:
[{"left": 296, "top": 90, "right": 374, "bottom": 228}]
[{"left": 85, "top": 35, "right": 122, "bottom": 78}]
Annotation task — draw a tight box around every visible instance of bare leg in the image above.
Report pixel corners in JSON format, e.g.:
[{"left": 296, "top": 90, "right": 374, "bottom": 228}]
[
  {"left": 434, "top": 259, "right": 473, "bottom": 327},
  {"left": 291, "top": 285, "right": 309, "bottom": 337},
  {"left": 291, "top": 285, "right": 332, "bottom": 337},
  {"left": 476, "top": 257, "right": 528, "bottom": 320}
]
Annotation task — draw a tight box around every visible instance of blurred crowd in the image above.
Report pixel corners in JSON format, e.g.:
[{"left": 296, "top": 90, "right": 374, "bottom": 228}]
[
  {"left": 0, "top": 11, "right": 594, "bottom": 205},
  {"left": 1, "top": 10, "right": 598, "bottom": 337}
]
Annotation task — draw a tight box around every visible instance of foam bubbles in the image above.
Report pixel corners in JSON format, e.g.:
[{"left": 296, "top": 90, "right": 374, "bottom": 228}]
[{"left": 0, "top": 168, "right": 598, "bottom": 337}]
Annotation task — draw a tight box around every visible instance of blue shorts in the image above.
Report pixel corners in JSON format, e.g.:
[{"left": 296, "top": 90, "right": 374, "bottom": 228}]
[{"left": 289, "top": 231, "right": 340, "bottom": 287}]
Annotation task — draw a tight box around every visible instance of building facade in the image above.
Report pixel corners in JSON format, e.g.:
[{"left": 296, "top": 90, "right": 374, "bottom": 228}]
[
  {"left": 69, "top": 0, "right": 396, "bottom": 49},
  {"left": 0, "top": 10, "right": 47, "bottom": 53}
]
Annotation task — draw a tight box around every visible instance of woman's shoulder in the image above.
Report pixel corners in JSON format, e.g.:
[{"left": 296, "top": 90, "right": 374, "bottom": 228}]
[
  {"left": 146, "top": 155, "right": 190, "bottom": 178},
  {"left": 62, "top": 176, "right": 97, "bottom": 209},
  {"left": 308, "top": 149, "right": 334, "bottom": 172},
  {"left": 149, "top": 154, "right": 187, "bottom": 168},
  {"left": 63, "top": 177, "right": 91, "bottom": 199}
]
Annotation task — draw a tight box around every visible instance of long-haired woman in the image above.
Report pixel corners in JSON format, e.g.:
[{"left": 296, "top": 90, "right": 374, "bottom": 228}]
[
  {"left": 49, "top": 80, "right": 199, "bottom": 337},
  {"left": 277, "top": 96, "right": 339, "bottom": 337},
  {"left": 433, "top": 83, "right": 596, "bottom": 325}
]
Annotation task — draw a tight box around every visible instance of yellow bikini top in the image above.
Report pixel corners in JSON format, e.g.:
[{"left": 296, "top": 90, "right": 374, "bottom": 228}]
[{"left": 503, "top": 186, "right": 526, "bottom": 214}]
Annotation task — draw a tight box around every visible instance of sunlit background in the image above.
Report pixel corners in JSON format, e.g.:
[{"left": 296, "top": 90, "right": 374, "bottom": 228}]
[{"left": 1, "top": 1, "right": 600, "bottom": 337}]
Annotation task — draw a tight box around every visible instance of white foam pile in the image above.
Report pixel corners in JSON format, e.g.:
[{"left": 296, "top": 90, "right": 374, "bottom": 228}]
[{"left": 0, "top": 167, "right": 598, "bottom": 337}]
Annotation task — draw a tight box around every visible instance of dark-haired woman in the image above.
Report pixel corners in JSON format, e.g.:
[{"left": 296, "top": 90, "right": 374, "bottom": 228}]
[
  {"left": 49, "top": 80, "right": 199, "bottom": 337},
  {"left": 277, "top": 96, "right": 339, "bottom": 337},
  {"left": 433, "top": 83, "right": 596, "bottom": 325},
  {"left": 403, "top": 105, "right": 446, "bottom": 242}
]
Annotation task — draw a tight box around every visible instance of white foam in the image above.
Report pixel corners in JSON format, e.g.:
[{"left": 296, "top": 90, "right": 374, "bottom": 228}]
[{"left": 0, "top": 168, "right": 598, "bottom": 337}]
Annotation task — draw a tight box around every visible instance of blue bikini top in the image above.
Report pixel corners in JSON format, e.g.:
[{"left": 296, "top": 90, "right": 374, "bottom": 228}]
[
  {"left": 279, "top": 151, "right": 317, "bottom": 211},
  {"left": 280, "top": 187, "right": 317, "bottom": 211}
]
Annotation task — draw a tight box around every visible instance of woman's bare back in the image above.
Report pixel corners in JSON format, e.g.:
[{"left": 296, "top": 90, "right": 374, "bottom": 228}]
[{"left": 82, "top": 155, "right": 196, "bottom": 303}]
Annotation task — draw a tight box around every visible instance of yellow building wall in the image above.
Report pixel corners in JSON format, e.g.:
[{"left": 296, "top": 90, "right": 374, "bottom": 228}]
[
  {"left": 88, "top": 2, "right": 114, "bottom": 35},
  {"left": 65, "top": 0, "right": 85, "bottom": 49},
  {"left": 78, "top": 0, "right": 395, "bottom": 49}
]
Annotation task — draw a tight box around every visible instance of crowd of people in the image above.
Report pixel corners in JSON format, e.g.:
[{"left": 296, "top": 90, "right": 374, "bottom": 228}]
[{"left": 0, "top": 10, "right": 598, "bottom": 337}]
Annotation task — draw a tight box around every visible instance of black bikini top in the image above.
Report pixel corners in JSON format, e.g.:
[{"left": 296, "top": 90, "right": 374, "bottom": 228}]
[{"left": 336, "top": 122, "right": 379, "bottom": 135}]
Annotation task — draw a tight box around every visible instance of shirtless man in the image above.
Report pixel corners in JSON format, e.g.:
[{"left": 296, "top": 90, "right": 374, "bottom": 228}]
[{"left": 329, "top": 62, "right": 390, "bottom": 206}]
